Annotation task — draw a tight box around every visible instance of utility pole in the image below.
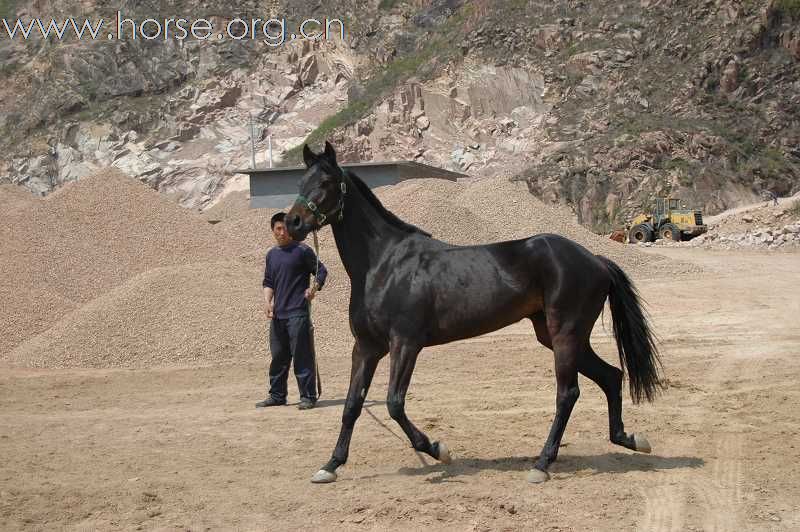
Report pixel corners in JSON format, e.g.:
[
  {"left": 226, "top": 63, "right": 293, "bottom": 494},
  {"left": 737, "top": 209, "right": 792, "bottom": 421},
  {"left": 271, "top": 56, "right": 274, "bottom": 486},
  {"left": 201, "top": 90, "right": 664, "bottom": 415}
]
[{"left": 249, "top": 111, "right": 257, "bottom": 168}]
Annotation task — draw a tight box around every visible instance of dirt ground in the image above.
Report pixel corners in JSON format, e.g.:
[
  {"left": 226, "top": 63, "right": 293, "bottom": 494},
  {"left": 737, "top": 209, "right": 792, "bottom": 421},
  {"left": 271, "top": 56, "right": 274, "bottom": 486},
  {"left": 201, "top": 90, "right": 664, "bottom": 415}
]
[{"left": 1, "top": 247, "right": 799, "bottom": 532}]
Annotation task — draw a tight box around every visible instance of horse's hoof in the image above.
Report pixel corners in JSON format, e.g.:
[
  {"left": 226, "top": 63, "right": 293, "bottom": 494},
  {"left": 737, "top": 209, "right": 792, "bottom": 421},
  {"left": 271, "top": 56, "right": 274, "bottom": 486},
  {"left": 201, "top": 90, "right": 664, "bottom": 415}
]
[
  {"left": 311, "top": 469, "right": 337, "bottom": 483},
  {"left": 436, "top": 442, "right": 452, "bottom": 464},
  {"left": 634, "top": 433, "right": 652, "bottom": 454},
  {"left": 526, "top": 468, "right": 550, "bottom": 484}
]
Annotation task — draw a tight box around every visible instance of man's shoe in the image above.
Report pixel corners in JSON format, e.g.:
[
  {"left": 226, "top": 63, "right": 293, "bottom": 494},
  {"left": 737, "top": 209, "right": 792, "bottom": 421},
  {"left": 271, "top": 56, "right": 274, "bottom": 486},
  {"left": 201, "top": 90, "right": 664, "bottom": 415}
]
[
  {"left": 256, "top": 397, "right": 286, "bottom": 408},
  {"left": 298, "top": 399, "right": 317, "bottom": 410}
]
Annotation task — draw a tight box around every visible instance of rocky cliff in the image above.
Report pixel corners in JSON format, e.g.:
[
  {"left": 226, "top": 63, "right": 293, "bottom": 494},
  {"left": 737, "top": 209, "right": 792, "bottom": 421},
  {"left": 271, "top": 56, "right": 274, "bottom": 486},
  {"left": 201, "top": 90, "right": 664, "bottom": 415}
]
[{"left": 1, "top": 0, "right": 798, "bottom": 230}]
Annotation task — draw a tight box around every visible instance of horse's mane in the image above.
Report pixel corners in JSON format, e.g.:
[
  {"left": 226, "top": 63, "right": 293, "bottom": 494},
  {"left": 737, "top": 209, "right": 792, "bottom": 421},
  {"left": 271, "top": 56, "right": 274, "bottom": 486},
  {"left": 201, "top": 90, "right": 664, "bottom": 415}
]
[{"left": 344, "top": 169, "right": 432, "bottom": 237}]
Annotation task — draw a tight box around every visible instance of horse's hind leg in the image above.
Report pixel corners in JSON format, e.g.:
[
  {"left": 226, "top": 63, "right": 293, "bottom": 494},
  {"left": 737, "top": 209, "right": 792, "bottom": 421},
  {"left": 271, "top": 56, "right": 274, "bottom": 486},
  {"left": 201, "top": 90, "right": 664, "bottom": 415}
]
[
  {"left": 386, "top": 338, "right": 451, "bottom": 464},
  {"left": 528, "top": 328, "right": 581, "bottom": 483},
  {"left": 578, "top": 347, "right": 651, "bottom": 453},
  {"left": 531, "top": 312, "right": 553, "bottom": 350}
]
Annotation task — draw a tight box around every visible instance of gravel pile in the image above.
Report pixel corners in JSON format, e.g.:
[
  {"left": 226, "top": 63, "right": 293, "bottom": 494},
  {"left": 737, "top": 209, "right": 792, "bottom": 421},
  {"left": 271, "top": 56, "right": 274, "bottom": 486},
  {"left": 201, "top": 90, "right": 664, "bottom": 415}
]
[
  {"left": 1, "top": 170, "right": 227, "bottom": 358},
  {"left": 4, "top": 260, "right": 351, "bottom": 369},
  {"left": 454, "top": 177, "right": 702, "bottom": 274},
  {"left": 375, "top": 179, "right": 504, "bottom": 245},
  {"left": 2, "top": 171, "right": 699, "bottom": 369},
  {"left": 201, "top": 190, "right": 252, "bottom": 223},
  {"left": 376, "top": 176, "right": 699, "bottom": 275},
  {"left": 0, "top": 184, "right": 38, "bottom": 216}
]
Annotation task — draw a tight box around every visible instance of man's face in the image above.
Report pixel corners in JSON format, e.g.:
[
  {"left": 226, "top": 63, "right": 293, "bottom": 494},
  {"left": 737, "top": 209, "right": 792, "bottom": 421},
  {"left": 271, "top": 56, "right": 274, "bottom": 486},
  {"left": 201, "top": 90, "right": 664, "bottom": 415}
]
[{"left": 272, "top": 221, "right": 291, "bottom": 246}]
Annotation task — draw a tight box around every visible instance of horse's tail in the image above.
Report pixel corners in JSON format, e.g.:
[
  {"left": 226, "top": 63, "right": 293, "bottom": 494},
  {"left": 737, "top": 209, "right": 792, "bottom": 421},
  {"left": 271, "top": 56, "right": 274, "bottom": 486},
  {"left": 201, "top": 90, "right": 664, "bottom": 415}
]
[{"left": 597, "top": 256, "right": 665, "bottom": 404}]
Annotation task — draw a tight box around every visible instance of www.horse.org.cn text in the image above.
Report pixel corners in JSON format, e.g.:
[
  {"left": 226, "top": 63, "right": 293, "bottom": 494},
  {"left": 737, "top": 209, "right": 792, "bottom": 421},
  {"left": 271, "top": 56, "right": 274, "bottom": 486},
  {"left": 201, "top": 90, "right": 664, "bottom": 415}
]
[{"left": 1, "top": 12, "right": 346, "bottom": 46}]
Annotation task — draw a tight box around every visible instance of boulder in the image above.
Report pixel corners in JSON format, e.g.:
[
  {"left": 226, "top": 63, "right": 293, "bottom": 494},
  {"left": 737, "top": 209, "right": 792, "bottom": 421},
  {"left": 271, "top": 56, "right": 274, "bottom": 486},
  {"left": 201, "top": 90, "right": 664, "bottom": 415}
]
[{"left": 720, "top": 59, "right": 740, "bottom": 94}]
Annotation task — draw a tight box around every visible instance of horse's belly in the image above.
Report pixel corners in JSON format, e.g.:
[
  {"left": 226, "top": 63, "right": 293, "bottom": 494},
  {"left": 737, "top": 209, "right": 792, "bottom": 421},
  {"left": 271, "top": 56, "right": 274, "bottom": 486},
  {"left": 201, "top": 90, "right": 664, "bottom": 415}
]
[{"left": 427, "top": 296, "right": 541, "bottom": 346}]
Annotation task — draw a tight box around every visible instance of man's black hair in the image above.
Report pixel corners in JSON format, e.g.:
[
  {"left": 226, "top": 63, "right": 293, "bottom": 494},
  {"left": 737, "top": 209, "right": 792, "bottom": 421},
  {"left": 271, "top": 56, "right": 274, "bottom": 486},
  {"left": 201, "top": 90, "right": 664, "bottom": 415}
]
[{"left": 271, "top": 211, "right": 286, "bottom": 229}]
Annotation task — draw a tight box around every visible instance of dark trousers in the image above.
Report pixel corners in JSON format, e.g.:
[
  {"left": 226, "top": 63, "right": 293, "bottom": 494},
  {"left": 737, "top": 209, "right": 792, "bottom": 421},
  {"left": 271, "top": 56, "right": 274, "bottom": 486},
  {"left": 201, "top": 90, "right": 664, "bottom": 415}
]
[{"left": 268, "top": 315, "right": 317, "bottom": 402}]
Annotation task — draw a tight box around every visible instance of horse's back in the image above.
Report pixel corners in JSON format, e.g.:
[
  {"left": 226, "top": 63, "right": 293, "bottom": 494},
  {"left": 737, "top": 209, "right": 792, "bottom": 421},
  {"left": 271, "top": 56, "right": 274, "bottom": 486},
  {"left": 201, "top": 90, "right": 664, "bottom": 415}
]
[{"left": 524, "top": 233, "right": 610, "bottom": 265}]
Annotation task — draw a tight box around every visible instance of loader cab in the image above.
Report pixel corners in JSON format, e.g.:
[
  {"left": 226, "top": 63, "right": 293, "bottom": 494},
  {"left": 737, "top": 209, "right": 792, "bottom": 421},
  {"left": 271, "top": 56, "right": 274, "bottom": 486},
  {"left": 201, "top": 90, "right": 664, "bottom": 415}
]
[
  {"left": 653, "top": 197, "right": 679, "bottom": 226},
  {"left": 655, "top": 198, "right": 680, "bottom": 217}
]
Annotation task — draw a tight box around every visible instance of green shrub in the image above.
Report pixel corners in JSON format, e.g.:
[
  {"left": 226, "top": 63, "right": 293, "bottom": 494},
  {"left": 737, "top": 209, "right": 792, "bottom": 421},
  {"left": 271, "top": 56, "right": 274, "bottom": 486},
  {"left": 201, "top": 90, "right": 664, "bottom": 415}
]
[
  {"left": 0, "top": 0, "right": 18, "bottom": 19},
  {"left": 776, "top": 0, "right": 800, "bottom": 19}
]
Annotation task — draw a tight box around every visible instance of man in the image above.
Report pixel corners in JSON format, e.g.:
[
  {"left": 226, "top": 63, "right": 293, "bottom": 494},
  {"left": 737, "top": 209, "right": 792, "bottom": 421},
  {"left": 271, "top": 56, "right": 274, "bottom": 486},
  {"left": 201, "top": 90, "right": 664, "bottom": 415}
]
[{"left": 256, "top": 211, "right": 328, "bottom": 410}]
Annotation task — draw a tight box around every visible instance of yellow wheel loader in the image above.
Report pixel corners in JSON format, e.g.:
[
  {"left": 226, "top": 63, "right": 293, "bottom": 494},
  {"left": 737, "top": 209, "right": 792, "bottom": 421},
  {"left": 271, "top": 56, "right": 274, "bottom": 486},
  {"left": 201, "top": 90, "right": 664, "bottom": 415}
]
[{"left": 628, "top": 197, "right": 707, "bottom": 243}]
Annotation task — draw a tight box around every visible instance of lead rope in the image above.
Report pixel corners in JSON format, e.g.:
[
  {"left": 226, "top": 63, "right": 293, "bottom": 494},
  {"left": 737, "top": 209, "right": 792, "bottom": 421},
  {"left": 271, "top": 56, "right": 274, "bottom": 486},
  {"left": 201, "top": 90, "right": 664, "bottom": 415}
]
[
  {"left": 305, "top": 181, "right": 345, "bottom": 401},
  {"left": 311, "top": 230, "right": 322, "bottom": 399}
]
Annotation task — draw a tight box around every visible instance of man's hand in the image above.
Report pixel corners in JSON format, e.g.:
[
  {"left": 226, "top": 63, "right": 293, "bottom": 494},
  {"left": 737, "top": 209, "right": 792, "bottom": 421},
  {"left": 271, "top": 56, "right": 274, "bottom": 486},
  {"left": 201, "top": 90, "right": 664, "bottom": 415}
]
[
  {"left": 263, "top": 286, "right": 274, "bottom": 319},
  {"left": 305, "top": 284, "right": 317, "bottom": 301}
]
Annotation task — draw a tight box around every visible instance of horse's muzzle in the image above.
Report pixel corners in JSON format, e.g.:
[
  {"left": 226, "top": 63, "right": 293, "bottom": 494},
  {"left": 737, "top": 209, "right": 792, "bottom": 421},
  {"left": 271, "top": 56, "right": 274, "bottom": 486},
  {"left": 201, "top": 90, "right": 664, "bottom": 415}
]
[{"left": 286, "top": 210, "right": 315, "bottom": 241}]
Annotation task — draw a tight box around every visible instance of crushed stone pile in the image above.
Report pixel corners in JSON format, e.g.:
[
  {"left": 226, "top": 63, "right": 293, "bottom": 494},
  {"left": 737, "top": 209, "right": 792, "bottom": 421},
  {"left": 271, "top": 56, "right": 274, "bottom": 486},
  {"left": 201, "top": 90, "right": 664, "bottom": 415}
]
[
  {"left": 4, "top": 261, "right": 350, "bottom": 369},
  {"left": 375, "top": 179, "right": 504, "bottom": 246},
  {"left": 376, "top": 177, "right": 700, "bottom": 274},
  {"left": 1, "top": 170, "right": 228, "bottom": 357},
  {"left": 0, "top": 183, "right": 39, "bottom": 216},
  {"left": 2, "top": 170, "right": 699, "bottom": 369},
  {"left": 201, "top": 190, "right": 252, "bottom": 223}
]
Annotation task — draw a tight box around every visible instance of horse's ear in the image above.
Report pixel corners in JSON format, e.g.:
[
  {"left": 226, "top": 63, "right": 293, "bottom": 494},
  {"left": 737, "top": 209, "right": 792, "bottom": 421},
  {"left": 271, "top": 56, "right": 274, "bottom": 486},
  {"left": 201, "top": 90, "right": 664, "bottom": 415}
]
[
  {"left": 324, "top": 141, "right": 337, "bottom": 166},
  {"left": 302, "top": 144, "right": 316, "bottom": 168}
]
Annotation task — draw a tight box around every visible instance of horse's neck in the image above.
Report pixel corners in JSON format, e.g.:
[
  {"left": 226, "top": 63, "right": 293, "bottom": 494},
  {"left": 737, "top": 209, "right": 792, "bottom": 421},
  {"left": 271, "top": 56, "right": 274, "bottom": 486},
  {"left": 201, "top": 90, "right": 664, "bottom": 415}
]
[{"left": 331, "top": 187, "right": 403, "bottom": 285}]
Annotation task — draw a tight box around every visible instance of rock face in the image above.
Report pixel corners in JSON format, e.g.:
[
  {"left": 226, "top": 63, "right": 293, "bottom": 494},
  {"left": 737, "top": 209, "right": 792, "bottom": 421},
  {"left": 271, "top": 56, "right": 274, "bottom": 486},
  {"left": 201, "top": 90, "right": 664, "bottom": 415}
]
[
  {"left": 0, "top": 0, "right": 798, "bottom": 227},
  {"left": 0, "top": 0, "right": 364, "bottom": 208}
]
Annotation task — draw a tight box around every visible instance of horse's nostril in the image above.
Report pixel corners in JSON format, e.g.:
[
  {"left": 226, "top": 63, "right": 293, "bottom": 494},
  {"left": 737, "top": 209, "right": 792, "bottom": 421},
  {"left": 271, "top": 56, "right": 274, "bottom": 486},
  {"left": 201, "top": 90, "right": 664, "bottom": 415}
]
[{"left": 292, "top": 214, "right": 302, "bottom": 229}]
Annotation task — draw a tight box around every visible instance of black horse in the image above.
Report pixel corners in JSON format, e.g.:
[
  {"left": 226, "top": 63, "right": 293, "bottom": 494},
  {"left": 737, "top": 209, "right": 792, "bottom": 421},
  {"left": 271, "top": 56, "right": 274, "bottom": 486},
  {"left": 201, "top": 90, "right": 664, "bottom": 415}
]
[{"left": 286, "top": 142, "right": 664, "bottom": 484}]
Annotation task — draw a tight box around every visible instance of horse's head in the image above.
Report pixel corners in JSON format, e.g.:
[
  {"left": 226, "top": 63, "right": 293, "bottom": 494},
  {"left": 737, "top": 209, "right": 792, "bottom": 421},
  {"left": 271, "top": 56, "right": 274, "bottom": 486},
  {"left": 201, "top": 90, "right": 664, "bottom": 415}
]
[{"left": 286, "top": 141, "right": 347, "bottom": 241}]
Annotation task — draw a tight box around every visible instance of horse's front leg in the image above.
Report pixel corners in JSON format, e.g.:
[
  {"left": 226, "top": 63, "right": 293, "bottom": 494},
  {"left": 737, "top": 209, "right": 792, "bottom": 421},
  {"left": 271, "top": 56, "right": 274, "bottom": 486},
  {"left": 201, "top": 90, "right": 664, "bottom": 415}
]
[
  {"left": 311, "top": 340, "right": 384, "bottom": 483},
  {"left": 386, "top": 338, "right": 452, "bottom": 464}
]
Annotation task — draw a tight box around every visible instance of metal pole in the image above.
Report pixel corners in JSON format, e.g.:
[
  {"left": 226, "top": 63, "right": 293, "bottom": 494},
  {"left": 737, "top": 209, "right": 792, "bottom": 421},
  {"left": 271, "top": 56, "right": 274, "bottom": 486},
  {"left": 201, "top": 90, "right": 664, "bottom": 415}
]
[{"left": 249, "top": 111, "right": 257, "bottom": 168}]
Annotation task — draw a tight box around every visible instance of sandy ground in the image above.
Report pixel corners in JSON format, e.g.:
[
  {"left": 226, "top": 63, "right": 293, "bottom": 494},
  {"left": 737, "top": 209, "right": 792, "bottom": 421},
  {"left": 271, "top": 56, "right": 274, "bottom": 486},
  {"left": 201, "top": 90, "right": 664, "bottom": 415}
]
[{"left": 1, "top": 247, "right": 799, "bottom": 532}]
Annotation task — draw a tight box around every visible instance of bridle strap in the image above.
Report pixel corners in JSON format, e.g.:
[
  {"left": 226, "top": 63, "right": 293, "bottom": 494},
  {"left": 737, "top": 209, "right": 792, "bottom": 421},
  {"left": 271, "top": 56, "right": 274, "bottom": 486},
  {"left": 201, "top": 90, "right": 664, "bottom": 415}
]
[{"left": 295, "top": 181, "right": 347, "bottom": 226}]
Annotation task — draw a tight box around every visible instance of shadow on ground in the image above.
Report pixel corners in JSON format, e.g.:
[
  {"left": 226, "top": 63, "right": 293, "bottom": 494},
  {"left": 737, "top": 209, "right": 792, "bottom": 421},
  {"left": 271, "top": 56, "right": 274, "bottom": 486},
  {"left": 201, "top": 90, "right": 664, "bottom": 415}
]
[{"left": 353, "top": 451, "right": 704, "bottom": 483}]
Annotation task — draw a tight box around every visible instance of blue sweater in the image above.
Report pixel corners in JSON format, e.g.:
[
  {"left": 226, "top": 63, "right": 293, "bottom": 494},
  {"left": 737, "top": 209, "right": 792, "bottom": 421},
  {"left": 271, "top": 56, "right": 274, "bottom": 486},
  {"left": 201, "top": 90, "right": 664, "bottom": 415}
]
[{"left": 263, "top": 242, "right": 328, "bottom": 319}]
